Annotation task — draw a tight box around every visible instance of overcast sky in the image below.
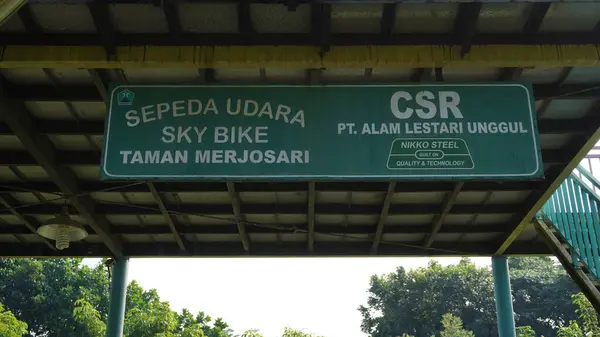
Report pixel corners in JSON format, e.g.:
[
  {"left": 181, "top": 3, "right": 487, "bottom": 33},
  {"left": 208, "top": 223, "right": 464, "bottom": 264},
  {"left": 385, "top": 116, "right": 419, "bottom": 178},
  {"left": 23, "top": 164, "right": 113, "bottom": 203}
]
[{"left": 83, "top": 257, "right": 491, "bottom": 337}]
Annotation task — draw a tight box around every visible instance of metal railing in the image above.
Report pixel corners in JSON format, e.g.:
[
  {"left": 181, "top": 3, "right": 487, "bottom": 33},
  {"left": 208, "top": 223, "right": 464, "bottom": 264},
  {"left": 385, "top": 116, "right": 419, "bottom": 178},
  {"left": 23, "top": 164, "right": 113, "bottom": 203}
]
[{"left": 539, "top": 164, "right": 600, "bottom": 280}]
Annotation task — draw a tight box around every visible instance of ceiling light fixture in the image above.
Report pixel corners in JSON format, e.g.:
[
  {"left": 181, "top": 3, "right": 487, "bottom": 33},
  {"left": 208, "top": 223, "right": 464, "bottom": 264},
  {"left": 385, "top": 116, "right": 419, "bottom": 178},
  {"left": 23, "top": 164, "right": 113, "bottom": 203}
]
[{"left": 37, "top": 205, "right": 88, "bottom": 250}]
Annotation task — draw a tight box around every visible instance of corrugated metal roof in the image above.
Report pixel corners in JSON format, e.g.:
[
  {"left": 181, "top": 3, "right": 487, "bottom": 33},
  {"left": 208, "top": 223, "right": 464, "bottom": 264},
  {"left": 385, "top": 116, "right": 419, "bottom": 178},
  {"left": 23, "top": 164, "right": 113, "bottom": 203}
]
[{"left": 0, "top": 0, "right": 599, "bottom": 257}]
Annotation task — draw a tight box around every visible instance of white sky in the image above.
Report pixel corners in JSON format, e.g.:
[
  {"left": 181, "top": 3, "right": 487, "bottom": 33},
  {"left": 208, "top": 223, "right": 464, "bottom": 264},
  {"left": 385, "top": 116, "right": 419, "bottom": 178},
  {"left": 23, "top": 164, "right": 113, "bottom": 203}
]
[{"left": 83, "top": 257, "right": 491, "bottom": 337}]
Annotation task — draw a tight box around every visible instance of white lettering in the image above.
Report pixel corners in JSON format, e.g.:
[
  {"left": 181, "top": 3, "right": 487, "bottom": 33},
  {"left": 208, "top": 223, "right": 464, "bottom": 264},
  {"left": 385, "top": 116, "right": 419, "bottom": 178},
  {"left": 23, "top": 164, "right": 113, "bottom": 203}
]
[
  {"left": 390, "top": 91, "right": 413, "bottom": 119},
  {"left": 415, "top": 91, "right": 436, "bottom": 119},
  {"left": 439, "top": 91, "right": 463, "bottom": 119},
  {"left": 125, "top": 110, "right": 139, "bottom": 127},
  {"left": 120, "top": 150, "right": 132, "bottom": 164},
  {"left": 141, "top": 105, "right": 155, "bottom": 123},
  {"left": 161, "top": 126, "right": 175, "bottom": 143}
]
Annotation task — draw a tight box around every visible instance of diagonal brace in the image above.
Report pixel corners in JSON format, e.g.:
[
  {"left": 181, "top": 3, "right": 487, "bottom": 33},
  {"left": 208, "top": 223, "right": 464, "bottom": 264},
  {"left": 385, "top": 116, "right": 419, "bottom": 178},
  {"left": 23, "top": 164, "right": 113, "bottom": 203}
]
[
  {"left": 423, "top": 182, "right": 464, "bottom": 248},
  {"left": 146, "top": 182, "right": 185, "bottom": 251},
  {"left": 0, "top": 84, "right": 123, "bottom": 257},
  {"left": 226, "top": 182, "right": 251, "bottom": 252}
]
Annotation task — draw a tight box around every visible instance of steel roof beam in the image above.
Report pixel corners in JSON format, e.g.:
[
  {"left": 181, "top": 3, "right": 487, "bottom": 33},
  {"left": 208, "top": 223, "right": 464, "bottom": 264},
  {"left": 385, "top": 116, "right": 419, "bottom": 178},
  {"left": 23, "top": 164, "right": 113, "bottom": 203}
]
[
  {"left": 0, "top": 202, "right": 527, "bottom": 216},
  {"left": 498, "top": 67, "right": 523, "bottom": 81},
  {"left": 307, "top": 181, "right": 315, "bottom": 252},
  {"left": 0, "top": 193, "right": 56, "bottom": 251},
  {"left": 17, "top": 3, "right": 42, "bottom": 34},
  {"left": 0, "top": 149, "right": 566, "bottom": 166},
  {"left": 226, "top": 182, "right": 251, "bottom": 252},
  {"left": 423, "top": 182, "right": 463, "bottom": 247},
  {"left": 88, "top": 0, "right": 117, "bottom": 58},
  {"left": 380, "top": 3, "right": 396, "bottom": 37},
  {"left": 0, "top": 180, "right": 545, "bottom": 194},
  {"left": 1, "top": 32, "right": 599, "bottom": 46},
  {"left": 0, "top": 240, "right": 552, "bottom": 257},
  {"left": 6, "top": 83, "right": 598, "bottom": 102},
  {"left": 495, "top": 102, "right": 600, "bottom": 254},
  {"left": 0, "top": 222, "right": 514, "bottom": 236},
  {"left": 238, "top": 0, "right": 254, "bottom": 35},
  {"left": 537, "top": 67, "right": 573, "bottom": 118},
  {"left": 0, "top": 85, "right": 123, "bottom": 257},
  {"left": 371, "top": 182, "right": 396, "bottom": 254},
  {"left": 454, "top": 3, "right": 481, "bottom": 56},
  {"left": 311, "top": 2, "right": 331, "bottom": 54},
  {"left": 147, "top": 182, "right": 186, "bottom": 251},
  {"left": 162, "top": 0, "right": 182, "bottom": 39},
  {"left": 496, "top": 3, "right": 549, "bottom": 79},
  {"left": 410, "top": 68, "right": 429, "bottom": 82},
  {"left": 523, "top": 3, "right": 550, "bottom": 36},
  {"left": 28, "top": 0, "right": 314, "bottom": 3}
]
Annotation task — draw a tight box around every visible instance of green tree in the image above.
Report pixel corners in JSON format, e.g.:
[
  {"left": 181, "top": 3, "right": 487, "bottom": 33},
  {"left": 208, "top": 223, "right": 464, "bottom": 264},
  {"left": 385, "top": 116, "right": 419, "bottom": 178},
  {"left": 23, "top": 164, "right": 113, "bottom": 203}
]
[
  {"left": 359, "top": 258, "right": 496, "bottom": 337},
  {"left": 73, "top": 298, "right": 106, "bottom": 337},
  {"left": 359, "top": 257, "right": 582, "bottom": 337},
  {"left": 281, "top": 327, "right": 324, "bottom": 337},
  {"left": 241, "top": 329, "right": 264, "bottom": 337},
  {"left": 0, "top": 303, "right": 28, "bottom": 337},
  {"left": 516, "top": 326, "right": 536, "bottom": 337},
  {"left": 439, "top": 313, "right": 474, "bottom": 337},
  {"left": 556, "top": 292, "right": 600, "bottom": 337},
  {"left": 571, "top": 293, "right": 600, "bottom": 336},
  {"left": 0, "top": 258, "right": 233, "bottom": 337},
  {"left": 556, "top": 322, "right": 583, "bottom": 337},
  {"left": 0, "top": 258, "right": 109, "bottom": 336},
  {"left": 509, "top": 257, "right": 579, "bottom": 336}
]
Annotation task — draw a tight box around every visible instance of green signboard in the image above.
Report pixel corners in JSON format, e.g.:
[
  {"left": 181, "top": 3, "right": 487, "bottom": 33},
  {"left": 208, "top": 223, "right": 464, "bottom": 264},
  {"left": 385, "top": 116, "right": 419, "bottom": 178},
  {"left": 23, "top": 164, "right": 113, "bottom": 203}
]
[{"left": 100, "top": 83, "right": 543, "bottom": 181}]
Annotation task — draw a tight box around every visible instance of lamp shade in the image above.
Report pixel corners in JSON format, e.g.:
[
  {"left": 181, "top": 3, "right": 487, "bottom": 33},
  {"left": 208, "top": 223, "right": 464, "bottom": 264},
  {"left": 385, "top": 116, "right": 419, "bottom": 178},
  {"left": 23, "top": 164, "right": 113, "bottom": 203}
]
[{"left": 37, "top": 214, "right": 88, "bottom": 250}]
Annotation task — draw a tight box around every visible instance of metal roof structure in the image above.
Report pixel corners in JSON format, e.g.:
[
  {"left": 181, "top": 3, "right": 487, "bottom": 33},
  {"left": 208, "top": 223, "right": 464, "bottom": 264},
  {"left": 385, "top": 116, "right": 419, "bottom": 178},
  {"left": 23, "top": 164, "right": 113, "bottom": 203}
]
[{"left": 1, "top": 0, "right": 600, "bottom": 258}]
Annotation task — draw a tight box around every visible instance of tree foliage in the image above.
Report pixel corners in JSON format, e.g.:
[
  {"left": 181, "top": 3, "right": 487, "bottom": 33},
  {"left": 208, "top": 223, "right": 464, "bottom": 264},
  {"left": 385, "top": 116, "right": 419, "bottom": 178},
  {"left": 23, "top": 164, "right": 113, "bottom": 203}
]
[
  {"left": 0, "top": 259, "right": 230, "bottom": 337},
  {"left": 359, "top": 257, "right": 584, "bottom": 337},
  {"left": 440, "top": 313, "right": 475, "bottom": 337},
  {"left": 515, "top": 326, "right": 536, "bottom": 337},
  {"left": 556, "top": 292, "right": 600, "bottom": 337},
  {"left": 359, "top": 258, "right": 496, "bottom": 337},
  {"left": 0, "top": 303, "right": 28, "bottom": 337}
]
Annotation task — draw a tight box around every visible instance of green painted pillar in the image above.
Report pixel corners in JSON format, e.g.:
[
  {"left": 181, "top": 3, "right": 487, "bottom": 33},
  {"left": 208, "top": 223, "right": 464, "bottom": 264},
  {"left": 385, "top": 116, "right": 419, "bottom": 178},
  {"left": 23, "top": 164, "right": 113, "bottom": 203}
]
[
  {"left": 106, "top": 258, "right": 129, "bottom": 337},
  {"left": 492, "top": 256, "right": 516, "bottom": 337}
]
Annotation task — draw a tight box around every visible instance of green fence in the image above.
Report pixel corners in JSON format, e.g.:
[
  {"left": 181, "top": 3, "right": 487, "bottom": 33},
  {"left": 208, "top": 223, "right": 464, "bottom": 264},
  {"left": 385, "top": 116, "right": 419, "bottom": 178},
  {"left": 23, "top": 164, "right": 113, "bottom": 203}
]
[{"left": 540, "top": 165, "right": 600, "bottom": 280}]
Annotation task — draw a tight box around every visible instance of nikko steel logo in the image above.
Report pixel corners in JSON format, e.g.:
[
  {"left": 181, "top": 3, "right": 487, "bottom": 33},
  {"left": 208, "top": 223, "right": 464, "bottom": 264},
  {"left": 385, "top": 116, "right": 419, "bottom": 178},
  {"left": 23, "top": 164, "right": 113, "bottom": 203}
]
[{"left": 116, "top": 88, "right": 135, "bottom": 106}]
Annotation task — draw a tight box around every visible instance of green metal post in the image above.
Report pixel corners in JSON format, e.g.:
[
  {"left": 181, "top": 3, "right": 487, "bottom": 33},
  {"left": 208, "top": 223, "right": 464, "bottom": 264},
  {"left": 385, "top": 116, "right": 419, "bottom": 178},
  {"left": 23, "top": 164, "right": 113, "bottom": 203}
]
[
  {"left": 492, "top": 256, "right": 516, "bottom": 337},
  {"left": 106, "top": 258, "right": 129, "bottom": 337}
]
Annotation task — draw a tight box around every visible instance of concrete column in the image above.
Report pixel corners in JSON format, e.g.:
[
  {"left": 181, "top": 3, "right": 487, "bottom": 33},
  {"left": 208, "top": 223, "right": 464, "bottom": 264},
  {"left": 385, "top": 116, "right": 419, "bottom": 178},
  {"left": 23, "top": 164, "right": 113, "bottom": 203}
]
[
  {"left": 492, "top": 256, "right": 516, "bottom": 337},
  {"left": 105, "top": 258, "right": 129, "bottom": 337}
]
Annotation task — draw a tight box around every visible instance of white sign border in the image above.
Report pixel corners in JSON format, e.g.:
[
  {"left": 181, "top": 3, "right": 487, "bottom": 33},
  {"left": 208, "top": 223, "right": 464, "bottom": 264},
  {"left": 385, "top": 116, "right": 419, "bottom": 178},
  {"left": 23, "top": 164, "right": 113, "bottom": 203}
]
[{"left": 101, "top": 83, "right": 541, "bottom": 179}]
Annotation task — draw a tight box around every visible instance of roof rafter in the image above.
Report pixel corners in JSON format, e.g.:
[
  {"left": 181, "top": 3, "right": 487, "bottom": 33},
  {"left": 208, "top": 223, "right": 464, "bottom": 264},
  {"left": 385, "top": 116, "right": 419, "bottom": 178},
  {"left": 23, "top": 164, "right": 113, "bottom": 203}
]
[
  {"left": 0, "top": 201, "right": 527, "bottom": 216},
  {"left": 226, "top": 182, "right": 251, "bottom": 252},
  {"left": 2, "top": 32, "right": 598, "bottom": 46},
  {"left": 17, "top": 3, "right": 42, "bottom": 34},
  {"left": 87, "top": 0, "right": 117, "bottom": 58},
  {"left": 380, "top": 3, "right": 396, "bottom": 37},
  {"left": 422, "top": 182, "right": 464, "bottom": 248},
  {"left": 0, "top": 82, "right": 123, "bottom": 257},
  {"left": 147, "top": 182, "right": 186, "bottom": 251},
  {"left": 371, "top": 182, "right": 396, "bottom": 254},
  {"left": 454, "top": 3, "right": 482, "bottom": 56},
  {"left": 0, "top": 240, "right": 552, "bottom": 257},
  {"left": 307, "top": 181, "right": 315, "bottom": 252},
  {"left": 495, "top": 102, "right": 600, "bottom": 254},
  {"left": 0, "top": 193, "right": 56, "bottom": 251},
  {"left": 162, "top": 0, "right": 182, "bottom": 39},
  {"left": 0, "top": 180, "right": 546, "bottom": 194},
  {"left": 1, "top": 222, "right": 514, "bottom": 236},
  {"left": 311, "top": 2, "right": 331, "bottom": 55},
  {"left": 7, "top": 83, "right": 597, "bottom": 102}
]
